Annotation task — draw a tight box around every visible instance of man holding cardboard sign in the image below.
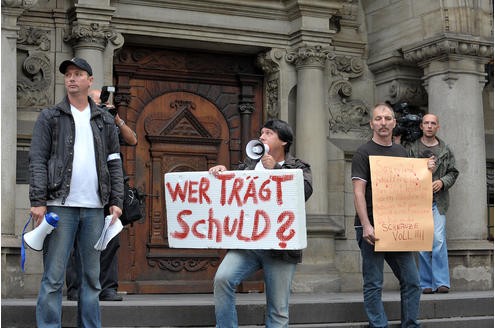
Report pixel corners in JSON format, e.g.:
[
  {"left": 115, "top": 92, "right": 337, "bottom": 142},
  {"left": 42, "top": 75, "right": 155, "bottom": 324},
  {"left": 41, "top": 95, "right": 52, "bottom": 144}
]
[
  {"left": 209, "top": 119, "right": 312, "bottom": 328},
  {"left": 351, "top": 103, "right": 436, "bottom": 328}
]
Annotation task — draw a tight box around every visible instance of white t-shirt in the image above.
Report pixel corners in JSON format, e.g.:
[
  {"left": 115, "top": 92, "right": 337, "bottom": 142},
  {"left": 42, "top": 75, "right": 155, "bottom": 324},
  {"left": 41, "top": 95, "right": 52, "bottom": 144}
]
[
  {"left": 254, "top": 159, "right": 285, "bottom": 170},
  {"left": 48, "top": 104, "right": 102, "bottom": 208}
]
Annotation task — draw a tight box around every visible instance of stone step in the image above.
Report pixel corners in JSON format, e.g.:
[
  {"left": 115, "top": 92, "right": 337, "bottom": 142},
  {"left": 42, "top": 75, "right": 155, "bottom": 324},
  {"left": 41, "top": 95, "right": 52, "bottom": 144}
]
[{"left": 2, "top": 291, "right": 493, "bottom": 327}]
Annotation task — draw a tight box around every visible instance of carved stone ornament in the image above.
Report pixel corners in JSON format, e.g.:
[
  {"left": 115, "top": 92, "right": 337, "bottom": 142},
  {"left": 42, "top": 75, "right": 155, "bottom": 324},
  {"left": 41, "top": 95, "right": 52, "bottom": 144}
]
[
  {"left": 327, "top": 55, "right": 369, "bottom": 135},
  {"left": 388, "top": 80, "right": 427, "bottom": 106},
  {"left": 266, "top": 78, "right": 279, "bottom": 119},
  {"left": 256, "top": 50, "right": 282, "bottom": 75},
  {"left": 403, "top": 35, "right": 494, "bottom": 64},
  {"left": 16, "top": 27, "right": 53, "bottom": 107},
  {"left": 285, "top": 45, "right": 336, "bottom": 68},
  {"left": 328, "top": 55, "right": 364, "bottom": 80},
  {"left": 17, "top": 52, "right": 52, "bottom": 107},
  {"left": 1, "top": 0, "right": 38, "bottom": 8},
  {"left": 328, "top": 79, "right": 369, "bottom": 135},
  {"left": 64, "top": 22, "right": 122, "bottom": 49},
  {"left": 17, "top": 26, "right": 50, "bottom": 51}
]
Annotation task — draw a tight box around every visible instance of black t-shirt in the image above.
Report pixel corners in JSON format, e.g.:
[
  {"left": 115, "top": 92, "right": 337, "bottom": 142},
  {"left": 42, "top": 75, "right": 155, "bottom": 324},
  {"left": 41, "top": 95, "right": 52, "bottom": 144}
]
[{"left": 351, "top": 139, "right": 407, "bottom": 226}]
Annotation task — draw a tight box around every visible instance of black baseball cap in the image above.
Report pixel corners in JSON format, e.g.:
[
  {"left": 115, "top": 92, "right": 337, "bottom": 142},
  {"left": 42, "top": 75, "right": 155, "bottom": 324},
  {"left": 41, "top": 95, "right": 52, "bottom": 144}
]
[{"left": 59, "top": 57, "right": 93, "bottom": 76}]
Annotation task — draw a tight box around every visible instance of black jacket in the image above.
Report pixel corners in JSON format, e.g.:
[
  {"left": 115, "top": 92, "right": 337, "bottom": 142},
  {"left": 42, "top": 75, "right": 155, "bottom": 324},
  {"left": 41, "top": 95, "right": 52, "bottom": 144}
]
[
  {"left": 29, "top": 96, "right": 124, "bottom": 209},
  {"left": 238, "top": 154, "right": 313, "bottom": 263}
]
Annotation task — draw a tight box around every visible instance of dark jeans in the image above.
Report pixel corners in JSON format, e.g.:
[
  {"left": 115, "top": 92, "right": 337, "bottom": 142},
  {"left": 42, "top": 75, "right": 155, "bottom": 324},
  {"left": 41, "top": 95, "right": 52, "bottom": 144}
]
[
  {"left": 66, "top": 234, "right": 120, "bottom": 298},
  {"left": 355, "top": 227, "right": 421, "bottom": 328}
]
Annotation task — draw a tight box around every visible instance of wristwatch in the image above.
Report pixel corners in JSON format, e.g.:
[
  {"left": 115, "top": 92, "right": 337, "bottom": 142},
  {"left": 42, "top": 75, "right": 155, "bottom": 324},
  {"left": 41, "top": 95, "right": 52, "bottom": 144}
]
[{"left": 118, "top": 119, "right": 125, "bottom": 127}]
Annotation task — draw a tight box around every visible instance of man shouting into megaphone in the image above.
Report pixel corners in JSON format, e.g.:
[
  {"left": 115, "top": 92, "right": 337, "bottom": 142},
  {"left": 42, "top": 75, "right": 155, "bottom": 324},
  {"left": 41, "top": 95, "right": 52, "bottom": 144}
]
[{"left": 208, "top": 119, "right": 313, "bottom": 328}]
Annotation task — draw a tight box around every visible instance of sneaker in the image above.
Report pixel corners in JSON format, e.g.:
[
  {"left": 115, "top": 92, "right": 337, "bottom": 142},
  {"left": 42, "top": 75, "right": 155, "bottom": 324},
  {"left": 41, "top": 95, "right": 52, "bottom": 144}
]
[
  {"left": 422, "top": 288, "right": 434, "bottom": 294},
  {"left": 437, "top": 286, "right": 450, "bottom": 293}
]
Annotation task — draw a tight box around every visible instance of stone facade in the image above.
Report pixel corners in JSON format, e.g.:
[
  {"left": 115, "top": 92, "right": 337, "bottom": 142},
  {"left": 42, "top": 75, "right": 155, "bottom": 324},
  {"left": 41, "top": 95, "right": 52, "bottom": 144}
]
[{"left": 2, "top": 0, "right": 493, "bottom": 297}]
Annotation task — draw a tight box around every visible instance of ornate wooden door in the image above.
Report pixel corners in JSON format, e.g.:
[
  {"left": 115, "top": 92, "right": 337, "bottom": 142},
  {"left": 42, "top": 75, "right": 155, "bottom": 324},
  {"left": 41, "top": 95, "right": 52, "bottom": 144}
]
[{"left": 113, "top": 46, "right": 264, "bottom": 293}]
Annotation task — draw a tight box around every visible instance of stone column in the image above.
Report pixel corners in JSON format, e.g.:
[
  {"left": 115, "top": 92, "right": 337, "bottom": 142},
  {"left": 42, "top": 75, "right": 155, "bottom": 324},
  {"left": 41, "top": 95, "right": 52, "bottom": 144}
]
[
  {"left": 63, "top": 3, "right": 121, "bottom": 89},
  {"left": 285, "top": 45, "right": 340, "bottom": 292},
  {"left": 1, "top": 2, "right": 26, "bottom": 237},
  {"left": 404, "top": 36, "right": 493, "bottom": 240},
  {"left": 1, "top": 0, "right": 38, "bottom": 298},
  {"left": 64, "top": 22, "right": 121, "bottom": 89},
  {"left": 286, "top": 45, "right": 333, "bottom": 216}
]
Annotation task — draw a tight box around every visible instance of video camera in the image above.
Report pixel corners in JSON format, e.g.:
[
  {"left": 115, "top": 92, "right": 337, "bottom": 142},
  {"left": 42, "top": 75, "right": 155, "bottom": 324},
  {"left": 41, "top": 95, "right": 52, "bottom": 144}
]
[
  {"left": 100, "top": 86, "right": 118, "bottom": 116},
  {"left": 391, "top": 102, "right": 424, "bottom": 145}
]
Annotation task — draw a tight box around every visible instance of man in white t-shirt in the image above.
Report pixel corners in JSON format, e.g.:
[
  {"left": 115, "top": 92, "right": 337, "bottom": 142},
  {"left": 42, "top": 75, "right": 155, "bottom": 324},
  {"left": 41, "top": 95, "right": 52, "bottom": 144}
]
[{"left": 29, "top": 57, "right": 124, "bottom": 327}]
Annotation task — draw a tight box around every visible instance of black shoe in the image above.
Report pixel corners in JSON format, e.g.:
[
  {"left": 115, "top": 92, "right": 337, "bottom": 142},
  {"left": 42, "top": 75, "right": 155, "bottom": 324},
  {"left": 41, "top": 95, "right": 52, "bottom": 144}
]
[
  {"left": 99, "top": 292, "right": 123, "bottom": 301},
  {"left": 437, "top": 286, "right": 450, "bottom": 293},
  {"left": 422, "top": 288, "right": 434, "bottom": 294},
  {"left": 67, "top": 293, "right": 78, "bottom": 301}
]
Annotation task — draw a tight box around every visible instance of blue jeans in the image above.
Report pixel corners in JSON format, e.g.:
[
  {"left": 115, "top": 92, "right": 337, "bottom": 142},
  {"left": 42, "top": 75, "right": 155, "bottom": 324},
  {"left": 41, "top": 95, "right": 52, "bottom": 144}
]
[
  {"left": 214, "top": 249, "right": 297, "bottom": 328},
  {"left": 37, "top": 206, "right": 104, "bottom": 328},
  {"left": 418, "top": 203, "right": 450, "bottom": 290},
  {"left": 356, "top": 227, "right": 421, "bottom": 328}
]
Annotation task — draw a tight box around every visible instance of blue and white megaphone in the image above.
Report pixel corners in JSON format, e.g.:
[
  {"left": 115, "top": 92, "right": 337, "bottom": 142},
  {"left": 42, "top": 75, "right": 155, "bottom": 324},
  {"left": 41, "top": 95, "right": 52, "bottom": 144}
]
[
  {"left": 23, "top": 212, "right": 59, "bottom": 251},
  {"left": 246, "top": 140, "right": 270, "bottom": 160}
]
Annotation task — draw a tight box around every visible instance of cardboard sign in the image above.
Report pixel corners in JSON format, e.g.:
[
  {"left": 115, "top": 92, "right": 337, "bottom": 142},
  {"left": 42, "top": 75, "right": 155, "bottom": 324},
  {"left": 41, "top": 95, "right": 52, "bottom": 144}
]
[
  {"left": 164, "top": 169, "right": 307, "bottom": 250},
  {"left": 370, "top": 156, "right": 434, "bottom": 251}
]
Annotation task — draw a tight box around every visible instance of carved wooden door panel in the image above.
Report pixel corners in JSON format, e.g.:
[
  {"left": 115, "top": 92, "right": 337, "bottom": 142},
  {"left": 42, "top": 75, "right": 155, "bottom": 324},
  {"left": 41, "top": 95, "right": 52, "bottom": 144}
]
[
  {"left": 121, "top": 92, "right": 228, "bottom": 293},
  {"left": 114, "top": 47, "right": 264, "bottom": 294}
]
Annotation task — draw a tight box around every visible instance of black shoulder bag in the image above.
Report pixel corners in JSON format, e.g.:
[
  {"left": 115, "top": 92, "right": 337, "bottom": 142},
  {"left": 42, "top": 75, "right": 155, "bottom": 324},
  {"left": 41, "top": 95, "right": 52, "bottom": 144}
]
[{"left": 120, "top": 176, "right": 145, "bottom": 226}]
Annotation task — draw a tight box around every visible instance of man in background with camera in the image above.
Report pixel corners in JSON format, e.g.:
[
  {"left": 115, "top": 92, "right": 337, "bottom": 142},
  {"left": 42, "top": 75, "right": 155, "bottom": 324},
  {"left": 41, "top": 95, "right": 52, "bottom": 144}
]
[
  {"left": 66, "top": 87, "right": 137, "bottom": 302},
  {"left": 29, "top": 57, "right": 124, "bottom": 327},
  {"left": 406, "top": 114, "right": 459, "bottom": 294}
]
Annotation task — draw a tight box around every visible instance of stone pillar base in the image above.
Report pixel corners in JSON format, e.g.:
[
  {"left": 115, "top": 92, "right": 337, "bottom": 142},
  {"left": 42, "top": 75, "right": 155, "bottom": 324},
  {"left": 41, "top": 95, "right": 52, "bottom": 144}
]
[
  {"left": 448, "top": 239, "right": 494, "bottom": 291},
  {"left": 292, "top": 263, "right": 340, "bottom": 293},
  {"left": 291, "top": 214, "right": 344, "bottom": 293}
]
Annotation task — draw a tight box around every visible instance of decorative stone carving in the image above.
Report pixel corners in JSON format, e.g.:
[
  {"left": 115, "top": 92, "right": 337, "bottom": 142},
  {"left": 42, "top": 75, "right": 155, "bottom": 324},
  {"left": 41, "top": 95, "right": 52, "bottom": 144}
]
[
  {"left": 327, "top": 56, "right": 369, "bottom": 135},
  {"left": 257, "top": 49, "right": 284, "bottom": 119},
  {"left": 64, "top": 22, "right": 122, "bottom": 50},
  {"left": 266, "top": 78, "right": 279, "bottom": 119},
  {"left": 17, "top": 26, "right": 50, "bottom": 51},
  {"left": 402, "top": 35, "right": 494, "bottom": 64},
  {"left": 257, "top": 49, "right": 283, "bottom": 75},
  {"left": 1, "top": 0, "right": 37, "bottom": 8},
  {"left": 286, "top": 45, "right": 335, "bottom": 68},
  {"left": 328, "top": 80, "right": 369, "bottom": 134},
  {"left": 388, "top": 80, "right": 427, "bottom": 106},
  {"left": 17, "top": 52, "right": 52, "bottom": 107},
  {"left": 16, "top": 27, "right": 52, "bottom": 107},
  {"left": 328, "top": 55, "right": 364, "bottom": 79}
]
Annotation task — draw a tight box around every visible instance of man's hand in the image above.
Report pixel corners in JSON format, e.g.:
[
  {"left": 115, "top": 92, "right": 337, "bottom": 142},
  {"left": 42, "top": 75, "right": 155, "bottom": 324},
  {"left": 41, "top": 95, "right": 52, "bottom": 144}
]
[
  {"left": 109, "top": 205, "right": 122, "bottom": 225},
  {"left": 30, "top": 206, "right": 47, "bottom": 227},
  {"left": 260, "top": 154, "right": 277, "bottom": 169},
  {"left": 432, "top": 179, "right": 444, "bottom": 193},
  {"left": 209, "top": 165, "right": 227, "bottom": 177},
  {"left": 427, "top": 156, "right": 437, "bottom": 172},
  {"left": 362, "top": 224, "right": 378, "bottom": 245}
]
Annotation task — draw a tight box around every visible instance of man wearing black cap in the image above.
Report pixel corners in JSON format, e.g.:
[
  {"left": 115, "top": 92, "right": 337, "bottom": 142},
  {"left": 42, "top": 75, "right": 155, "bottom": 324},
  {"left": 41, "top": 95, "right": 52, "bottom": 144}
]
[
  {"left": 29, "top": 57, "right": 124, "bottom": 327},
  {"left": 209, "top": 119, "right": 313, "bottom": 328}
]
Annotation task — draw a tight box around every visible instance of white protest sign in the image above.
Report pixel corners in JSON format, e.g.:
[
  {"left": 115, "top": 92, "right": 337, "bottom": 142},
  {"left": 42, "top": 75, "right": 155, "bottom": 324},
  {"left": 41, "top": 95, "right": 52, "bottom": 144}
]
[{"left": 164, "top": 169, "right": 307, "bottom": 250}]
